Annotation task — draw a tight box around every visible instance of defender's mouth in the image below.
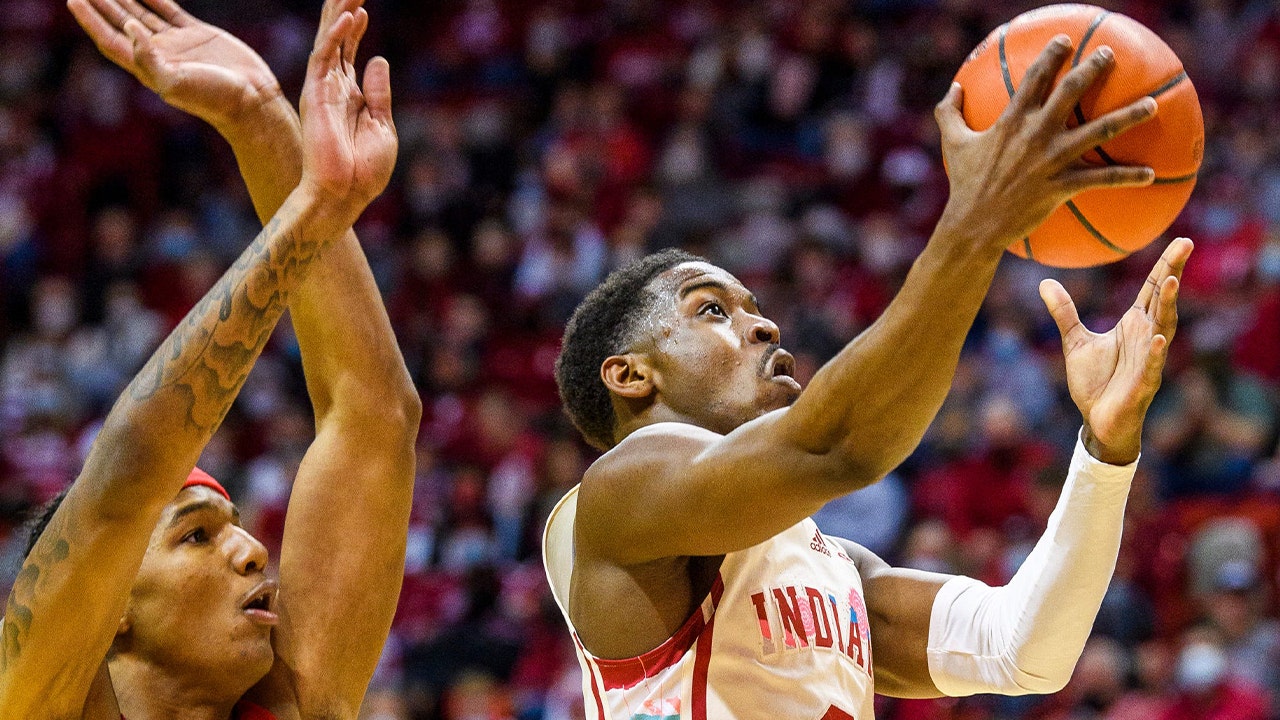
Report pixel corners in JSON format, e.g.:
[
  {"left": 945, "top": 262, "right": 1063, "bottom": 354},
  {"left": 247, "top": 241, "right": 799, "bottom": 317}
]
[{"left": 240, "top": 580, "right": 279, "bottom": 625}]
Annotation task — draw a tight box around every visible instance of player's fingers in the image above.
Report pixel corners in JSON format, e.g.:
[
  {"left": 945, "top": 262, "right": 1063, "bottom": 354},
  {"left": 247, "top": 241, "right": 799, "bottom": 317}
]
[
  {"left": 934, "top": 82, "right": 973, "bottom": 144},
  {"left": 344, "top": 7, "right": 368, "bottom": 67},
  {"left": 1056, "top": 96, "right": 1157, "bottom": 162},
  {"left": 1141, "top": 333, "right": 1169, "bottom": 394},
  {"left": 1039, "top": 278, "right": 1087, "bottom": 350},
  {"left": 1059, "top": 163, "right": 1154, "bottom": 195},
  {"left": 1135, "top": 237, "right": 1193, "bottom": 311},
  {"left": 363, "top": 56, "right": 394, "bottom": 126},
  {"left": 1152, "top": 275, "right": 1180, "bottom": 345},
  {"left": 68, "top": 0, "right": 134, "bottom": 66},
  {"left": 1042, "top": 46, "right": 1115, "bottom": 121},
  {"left": 1008, "top": 35, "right": 1073, "bottom": 113}
]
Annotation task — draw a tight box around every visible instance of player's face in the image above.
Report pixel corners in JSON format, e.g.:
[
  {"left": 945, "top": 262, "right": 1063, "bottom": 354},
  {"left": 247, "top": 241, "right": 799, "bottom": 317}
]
[
  {"left": 121, "top": 486, "right": 276, "bottom": 687},
  {"left": 641, "top": 262, "right": 802, "bottom": 434}
]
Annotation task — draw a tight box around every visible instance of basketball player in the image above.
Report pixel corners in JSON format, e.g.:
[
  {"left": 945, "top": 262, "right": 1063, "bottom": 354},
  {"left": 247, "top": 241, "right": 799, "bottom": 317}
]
[
  {"left": 544, "top": 37, "right": 1195, "bottom": 719},
  {"left": 1, "top": 0, "right": 418, "bottom": 717}
]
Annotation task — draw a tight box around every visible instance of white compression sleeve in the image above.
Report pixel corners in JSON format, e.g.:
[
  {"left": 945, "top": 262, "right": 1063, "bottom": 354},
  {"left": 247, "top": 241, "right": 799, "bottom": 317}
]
[{"left": 926, "top": 429, "right": 1137, "bottom": 696}]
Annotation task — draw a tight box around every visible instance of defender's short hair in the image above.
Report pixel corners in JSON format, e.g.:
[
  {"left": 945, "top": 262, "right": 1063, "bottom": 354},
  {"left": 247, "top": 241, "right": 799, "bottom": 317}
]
[
  {"left": 24, "top": 486, "right": 70, "bottom": 559},
  {"left": 555, "top": 249, "right": 703, "bottom": 449}
]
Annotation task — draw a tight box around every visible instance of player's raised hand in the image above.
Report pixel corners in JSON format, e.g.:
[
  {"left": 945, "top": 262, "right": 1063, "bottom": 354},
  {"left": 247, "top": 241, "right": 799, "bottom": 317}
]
[
  {"left": 67, "top": 0, "right": 281, "bottom": 130},
  {"left": 1039, "top": 237, "right": 1193, "bottom": 464},
  {"left": 298, "top": 0, "right": 395, "bottom": 213},
  {"left": 936, "top": 36, "right": 1158, "bottom": 251}
]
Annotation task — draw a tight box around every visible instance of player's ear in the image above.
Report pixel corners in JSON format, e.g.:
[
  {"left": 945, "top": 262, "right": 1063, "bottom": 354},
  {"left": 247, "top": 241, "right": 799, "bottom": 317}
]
[{"left": 601, "top": 354, "right": 655, "bottom": 399}]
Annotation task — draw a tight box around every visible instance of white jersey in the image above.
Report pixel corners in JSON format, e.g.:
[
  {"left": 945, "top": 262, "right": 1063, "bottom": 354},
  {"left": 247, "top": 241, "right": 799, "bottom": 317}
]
[{"left": 543, "top": 485, "right": 877, "bottom": 720}]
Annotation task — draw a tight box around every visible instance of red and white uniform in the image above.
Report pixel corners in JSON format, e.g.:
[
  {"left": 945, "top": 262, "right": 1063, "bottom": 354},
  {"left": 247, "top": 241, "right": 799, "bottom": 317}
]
[{"left": 544, "top": 486, "right": 876, "bottom": 720}]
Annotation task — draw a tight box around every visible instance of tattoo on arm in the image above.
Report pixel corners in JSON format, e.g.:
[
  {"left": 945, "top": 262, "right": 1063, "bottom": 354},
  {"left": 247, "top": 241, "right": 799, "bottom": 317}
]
[
  {"left": 126, "top": 211, "right": 322, "bottom": 435},
  {"left": 1, "top": 505, "right": 70, "bottom": 673}
]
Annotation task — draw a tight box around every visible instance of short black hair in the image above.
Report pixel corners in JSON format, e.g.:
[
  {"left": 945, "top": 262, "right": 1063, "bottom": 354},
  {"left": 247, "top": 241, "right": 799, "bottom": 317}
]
[
  {"left": 555, "top": 249, "right": 704, "bottom": 450},
  {"left": 24, "top": 486, "right": 70, "bottom": 559}
]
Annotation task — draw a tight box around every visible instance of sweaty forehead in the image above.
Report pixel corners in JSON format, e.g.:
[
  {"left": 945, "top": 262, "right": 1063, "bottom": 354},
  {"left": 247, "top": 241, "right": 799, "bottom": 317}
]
[{"left": 651, "top": 261, "right": 748, "bottom": 298}]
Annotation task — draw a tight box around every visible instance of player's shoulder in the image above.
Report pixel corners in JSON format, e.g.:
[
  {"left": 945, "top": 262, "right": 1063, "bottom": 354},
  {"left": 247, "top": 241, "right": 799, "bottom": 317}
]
[{"left": 585, "top": 421, "right": 720, "bottom": 484}]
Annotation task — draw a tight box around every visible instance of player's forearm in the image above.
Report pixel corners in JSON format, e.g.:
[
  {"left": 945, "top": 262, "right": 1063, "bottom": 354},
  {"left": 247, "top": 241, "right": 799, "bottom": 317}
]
[
  {"left": 93, "top": 188, "right": 352, "bottom": 514},
  {"left": 783, "top": 216, "right": 1005, "bottom": 481},
  {"left": 927, "top": 432, "right": 1135, "bottom": 695}
]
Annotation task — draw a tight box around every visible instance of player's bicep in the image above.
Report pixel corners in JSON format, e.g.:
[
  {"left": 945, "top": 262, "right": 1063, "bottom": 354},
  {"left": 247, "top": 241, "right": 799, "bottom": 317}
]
[
  {"left": 579, "top": 414, "right": 860, "bottom": 562},
  {"left": 837, "top": 538, "right": 952, "bottom": 699}
]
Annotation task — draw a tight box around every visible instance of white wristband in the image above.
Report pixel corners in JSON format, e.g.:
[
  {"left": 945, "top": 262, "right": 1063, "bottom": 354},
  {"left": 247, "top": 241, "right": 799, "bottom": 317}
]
[{"left": 926, "top": 429, "right": 1136, "bottom": 696}]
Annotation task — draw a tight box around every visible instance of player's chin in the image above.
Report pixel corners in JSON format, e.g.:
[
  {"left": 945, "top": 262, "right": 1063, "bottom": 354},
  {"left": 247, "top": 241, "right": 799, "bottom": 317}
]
[{"left": 762, "top": 376, "right": 803, "bottom": 407}]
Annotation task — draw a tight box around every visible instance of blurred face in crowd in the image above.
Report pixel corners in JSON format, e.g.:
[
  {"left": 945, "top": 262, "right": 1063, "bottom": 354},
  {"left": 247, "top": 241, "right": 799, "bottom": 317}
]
[
  {"left": 117, "top": 486, "right": 277, "bottom": 690},
  {"left": 621, "top": 262, "right": 801, "bottom": 435}
]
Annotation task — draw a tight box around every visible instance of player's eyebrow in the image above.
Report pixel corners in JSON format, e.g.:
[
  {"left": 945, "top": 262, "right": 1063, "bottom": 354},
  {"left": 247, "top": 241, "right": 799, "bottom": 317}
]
[{"left": 678, "top": 278, "right": 760, "bottom": 311}]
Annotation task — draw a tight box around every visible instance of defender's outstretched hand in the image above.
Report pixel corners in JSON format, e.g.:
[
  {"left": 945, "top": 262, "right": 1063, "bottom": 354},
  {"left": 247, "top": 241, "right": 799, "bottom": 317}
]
[
  {"left": 67, "top": 0, "right": 280, "bottom": 129},
  {"left": 1040, "top": 238, "right": 1193, "bottom": 464},
  {"left": 936, "top": 36, "right": 1158, "bottom": 251},
  {"left": 298, "top": 2, "right": 395, "bottom": 213}
]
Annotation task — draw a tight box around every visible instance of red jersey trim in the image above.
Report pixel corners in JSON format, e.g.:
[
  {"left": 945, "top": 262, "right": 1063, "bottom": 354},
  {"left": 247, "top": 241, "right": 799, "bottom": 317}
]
[
  {"left": 589, "top": 574, "right": 725, "bottom": 692},
  {"left": 574, "top": 634, "right": 608, "bottom": 719}
]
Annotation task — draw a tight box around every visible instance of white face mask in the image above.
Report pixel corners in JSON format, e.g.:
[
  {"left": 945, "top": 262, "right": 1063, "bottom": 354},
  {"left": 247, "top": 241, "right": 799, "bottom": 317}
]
[{"left": 1175, "top": 642, "right": 1228, "bottom": 693}]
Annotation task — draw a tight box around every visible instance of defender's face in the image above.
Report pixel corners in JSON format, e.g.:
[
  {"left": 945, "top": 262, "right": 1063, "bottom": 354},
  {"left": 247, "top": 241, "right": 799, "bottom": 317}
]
[
  {"left": 642, "top": 262, "right": 801, "bottom": 434},
  {"left": 122, "top": 486, "right": 277, "bottom": 684}
]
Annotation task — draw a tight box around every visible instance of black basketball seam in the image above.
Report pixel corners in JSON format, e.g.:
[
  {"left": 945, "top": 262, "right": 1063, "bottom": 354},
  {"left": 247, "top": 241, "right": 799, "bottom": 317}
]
[
  {"left": 1072, "top": 11, "right": 1117, "bottom": 166},
  {"left": 1149, "top": 70, "right": 1188, "bottom": 99},
  {"left": 1152, "top": 171, "right": 1199, "bottom": 185},
  {"left": 998, "top": 23, "right": 1015, "bottom": 97},
  {"left": 1022, "top": 237, "right": 1035, "bottom": 260},
  {"left": 1065, "top": 200, "right": 1129, "bottom": 255}
]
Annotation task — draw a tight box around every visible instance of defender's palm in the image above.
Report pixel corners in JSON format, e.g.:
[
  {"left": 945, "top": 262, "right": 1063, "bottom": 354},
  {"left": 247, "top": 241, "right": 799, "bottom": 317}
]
[
  {"left": 299, "top": 9, "right": 396, "bottom": 208},
  {"left": 1040, "top": 238, "right": 1192, "bottom": 459},
  {"left": 69, "top": 0, "right": 280, "bottom": 128}
]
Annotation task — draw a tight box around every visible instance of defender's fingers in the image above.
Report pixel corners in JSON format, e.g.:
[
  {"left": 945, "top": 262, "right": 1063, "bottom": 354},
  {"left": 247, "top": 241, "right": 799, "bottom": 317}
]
[
  {"left": 116, "top": 0, "right": 168, "bottom": 32},
  {"left": 344, "top": 7, "right": 368, "bottom": 67},
  {"left": 138, "top": 0, "right": 192, "bottom": 26},
  {"left": 319, "top": 0, "right": 363, "bottom": 39},
  {"left": 934, "top": 82, "right": 972, "bottom": 144},
  {"left": 309, "top": 10, "right": 352, "bottom": 74},
  {"left": 1042, "top": 46, "right": 1115, "bottom": 121},
  {"left": 1007, "top": 35, "right": 1073, "bottom": 114},
  {"left": 1040, "top": 278, "right": 1086, "bottom": 349},
  {"left": 1135, "top": 237, "right": 1193, "bottom": 312},
  {"left": 1057, "top": 96, "right": 1157, "bottom": 162},
  {"left": 362, "top": 56, "right": 393, "bottom": 125},
  {"left": 1059, "top": 163, "right": 1154, "bottom": 195},
  {"left": 68, "top": 0, "right": 134, "bottom": 66}
]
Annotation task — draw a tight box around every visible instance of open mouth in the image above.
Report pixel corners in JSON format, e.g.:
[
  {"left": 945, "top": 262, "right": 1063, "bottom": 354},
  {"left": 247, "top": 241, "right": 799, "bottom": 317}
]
[
  {"left": 767, "top": 350, "right": 796, "bottom": 380},
  {"left": 240, "top": 580, "right": 279, "bottom": 625}
]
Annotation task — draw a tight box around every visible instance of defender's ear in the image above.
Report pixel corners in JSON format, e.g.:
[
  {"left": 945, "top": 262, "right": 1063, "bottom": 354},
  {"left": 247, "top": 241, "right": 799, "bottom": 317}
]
[{"left": 601, "top": 354, "right": 655, "bottom": 399}]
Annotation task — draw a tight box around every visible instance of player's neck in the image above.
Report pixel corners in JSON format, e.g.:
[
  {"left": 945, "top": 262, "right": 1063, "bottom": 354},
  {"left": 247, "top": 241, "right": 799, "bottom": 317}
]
[{"left": 109, "top": 655, "right": 241, "bottom": 720}]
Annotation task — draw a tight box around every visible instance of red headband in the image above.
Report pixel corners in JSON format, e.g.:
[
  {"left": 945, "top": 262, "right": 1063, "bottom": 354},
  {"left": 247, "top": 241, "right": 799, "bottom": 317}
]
[{"left": 183, "top": 467, "right": 231, "bottom": 501}]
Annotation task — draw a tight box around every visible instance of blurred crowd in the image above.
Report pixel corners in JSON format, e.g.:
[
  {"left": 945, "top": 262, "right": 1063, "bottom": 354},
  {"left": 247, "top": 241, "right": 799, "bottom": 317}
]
[{"left": 2, "top": 0, "right": 1280, "bottom": 717}]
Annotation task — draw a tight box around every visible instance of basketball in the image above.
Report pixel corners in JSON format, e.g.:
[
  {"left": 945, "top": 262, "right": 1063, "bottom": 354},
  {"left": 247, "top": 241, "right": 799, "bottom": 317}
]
[{"left": 953, "top": 4, "right": 1203, "bottom": 268}]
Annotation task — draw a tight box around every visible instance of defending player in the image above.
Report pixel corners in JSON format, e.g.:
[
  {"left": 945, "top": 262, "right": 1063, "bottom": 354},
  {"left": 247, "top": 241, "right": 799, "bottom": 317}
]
[
  {"left": 1, "top": 0, "right": 418, "bottom": 718},
  {"left": 544, "top": 37, "right": 1194, "bottom": 719}
]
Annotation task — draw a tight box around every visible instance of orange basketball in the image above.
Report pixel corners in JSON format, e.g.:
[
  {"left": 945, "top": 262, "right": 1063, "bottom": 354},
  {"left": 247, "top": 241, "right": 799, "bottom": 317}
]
[{"left": 953, "top": 4, "right": 1203, "bottom": 267}]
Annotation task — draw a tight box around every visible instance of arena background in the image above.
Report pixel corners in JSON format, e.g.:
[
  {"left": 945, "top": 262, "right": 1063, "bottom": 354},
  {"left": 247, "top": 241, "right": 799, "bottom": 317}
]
[{"left": 1, "top": 0, "right": 1279, "bottom": 717}]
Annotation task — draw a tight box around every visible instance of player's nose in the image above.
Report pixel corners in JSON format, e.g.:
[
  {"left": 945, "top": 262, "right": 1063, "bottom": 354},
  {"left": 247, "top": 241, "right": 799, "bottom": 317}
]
[{"left": 748, "top": 315, "right": 780, "bottom": 345}]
